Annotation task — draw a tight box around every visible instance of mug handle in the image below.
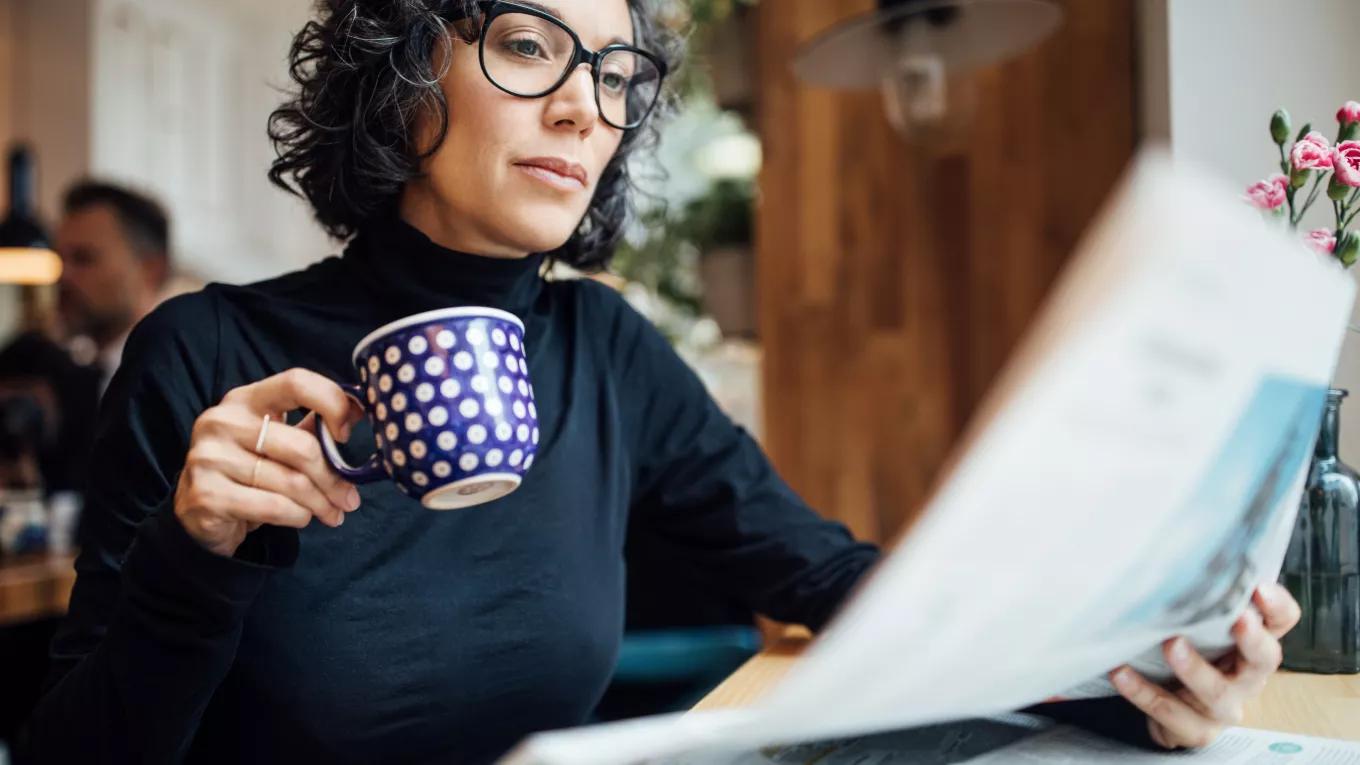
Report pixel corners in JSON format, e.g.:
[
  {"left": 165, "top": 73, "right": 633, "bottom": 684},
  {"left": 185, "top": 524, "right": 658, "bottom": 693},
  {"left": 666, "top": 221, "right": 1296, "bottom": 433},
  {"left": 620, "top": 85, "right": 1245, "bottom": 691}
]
[{"left": 314, "top": 383, "right": 386, "bottom": 483}]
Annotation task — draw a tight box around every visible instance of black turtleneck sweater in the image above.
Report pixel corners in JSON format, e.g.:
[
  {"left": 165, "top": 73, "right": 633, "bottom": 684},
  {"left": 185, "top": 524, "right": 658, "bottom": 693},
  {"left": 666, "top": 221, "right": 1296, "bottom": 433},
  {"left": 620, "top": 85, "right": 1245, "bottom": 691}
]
[
  {"left": 24, "top": 217, "right": 882, "bottom": 764},
  {"left": 26, "top": 216, "right": 1152, "bottom": 763}
]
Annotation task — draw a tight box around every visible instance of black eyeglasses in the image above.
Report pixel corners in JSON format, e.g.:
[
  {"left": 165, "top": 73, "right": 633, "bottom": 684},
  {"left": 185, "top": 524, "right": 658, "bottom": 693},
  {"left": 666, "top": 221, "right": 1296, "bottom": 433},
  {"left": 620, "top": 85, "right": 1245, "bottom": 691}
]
[{"left": 445, "top": 1, "right": 668, "bottom": 131}]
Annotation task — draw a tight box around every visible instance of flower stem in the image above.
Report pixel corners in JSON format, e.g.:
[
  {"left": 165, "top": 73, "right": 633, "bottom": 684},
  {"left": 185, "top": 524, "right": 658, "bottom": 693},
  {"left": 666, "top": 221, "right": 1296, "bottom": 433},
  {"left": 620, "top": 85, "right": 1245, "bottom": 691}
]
[{"left": 1293, "top": 173, "right": 1326, "bottom": 226}]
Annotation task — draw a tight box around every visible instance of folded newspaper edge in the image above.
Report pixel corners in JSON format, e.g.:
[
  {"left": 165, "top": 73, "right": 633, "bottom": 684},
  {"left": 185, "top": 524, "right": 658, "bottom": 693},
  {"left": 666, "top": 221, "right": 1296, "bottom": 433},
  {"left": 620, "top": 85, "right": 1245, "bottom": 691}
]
[{"left": 501, "top": 149, "right": 1358, "bottom": 765}]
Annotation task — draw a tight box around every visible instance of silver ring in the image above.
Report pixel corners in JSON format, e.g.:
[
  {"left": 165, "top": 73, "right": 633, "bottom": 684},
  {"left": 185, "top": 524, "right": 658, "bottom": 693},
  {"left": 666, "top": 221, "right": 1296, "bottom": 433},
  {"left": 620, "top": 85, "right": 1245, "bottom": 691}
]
[
  {"left": 253, "top": 413, "right": 272, "bottom": 455},
  {"left": 250, "top": 456, "right": 264, "bottom": 489}
]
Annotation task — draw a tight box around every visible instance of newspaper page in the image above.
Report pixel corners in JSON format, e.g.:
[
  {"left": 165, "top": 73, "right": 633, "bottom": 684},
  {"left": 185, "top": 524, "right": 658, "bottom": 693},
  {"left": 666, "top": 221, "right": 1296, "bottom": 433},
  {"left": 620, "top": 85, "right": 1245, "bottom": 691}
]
[
  {"left": 502, "top": 153, "right": 1357, "bottom": 764},
  {"left": 654, "top": 722, "right": 1360, "bottom": 765},
  {"left": 969, "top": 725, "right": 1360, "bottom": 764}
]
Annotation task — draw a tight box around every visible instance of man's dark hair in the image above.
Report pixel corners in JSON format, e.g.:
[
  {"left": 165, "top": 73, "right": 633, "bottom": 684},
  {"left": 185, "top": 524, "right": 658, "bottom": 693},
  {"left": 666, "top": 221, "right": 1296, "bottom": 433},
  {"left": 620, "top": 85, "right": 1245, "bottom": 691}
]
[
  {"left": 63, "top": 181, "right": 171, "bottom": 262},
  {"left": 266, "top": 0, "right": 684, "bottom": 273}
]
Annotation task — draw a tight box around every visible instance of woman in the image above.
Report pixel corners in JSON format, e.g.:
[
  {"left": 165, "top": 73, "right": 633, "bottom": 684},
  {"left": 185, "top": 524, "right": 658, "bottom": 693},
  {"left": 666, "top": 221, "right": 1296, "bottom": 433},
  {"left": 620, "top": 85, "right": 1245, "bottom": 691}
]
[{"left": 27, "top": 0, "right": 1300, "bottom": 762}]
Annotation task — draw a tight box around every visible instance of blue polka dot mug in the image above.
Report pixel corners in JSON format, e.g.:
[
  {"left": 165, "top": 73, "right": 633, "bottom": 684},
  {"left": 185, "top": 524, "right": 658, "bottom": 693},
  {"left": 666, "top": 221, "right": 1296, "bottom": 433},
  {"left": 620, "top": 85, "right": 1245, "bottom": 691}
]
[{"left": 315, "top": 306, "right": 539, "bottom": 510}]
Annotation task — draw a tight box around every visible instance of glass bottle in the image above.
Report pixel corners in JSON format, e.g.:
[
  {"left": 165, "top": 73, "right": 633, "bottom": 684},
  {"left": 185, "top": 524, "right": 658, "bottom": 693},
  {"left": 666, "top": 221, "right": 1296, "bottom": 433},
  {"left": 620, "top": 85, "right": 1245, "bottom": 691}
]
[{"left": 1280, "top": 388, "right": 1360, "bottom": 673}]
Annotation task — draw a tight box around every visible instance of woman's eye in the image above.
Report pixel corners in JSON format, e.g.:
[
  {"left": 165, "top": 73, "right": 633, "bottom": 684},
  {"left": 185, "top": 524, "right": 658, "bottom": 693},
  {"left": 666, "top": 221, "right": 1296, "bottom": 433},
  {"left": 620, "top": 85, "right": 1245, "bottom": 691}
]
[
  {"left": 600, "top": 71, "right": 629, "bottom": 93},
  {"left": 505, "top": 38, "right": 545, "bottom": 59}
]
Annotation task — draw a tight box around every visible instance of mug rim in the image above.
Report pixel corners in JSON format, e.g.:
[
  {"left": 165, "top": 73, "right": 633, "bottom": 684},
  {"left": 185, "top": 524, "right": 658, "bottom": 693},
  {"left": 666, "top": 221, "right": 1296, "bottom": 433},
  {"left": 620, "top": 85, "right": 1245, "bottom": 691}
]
[{"left": 352, "top": 306, "right": 526, "bottom": 367}]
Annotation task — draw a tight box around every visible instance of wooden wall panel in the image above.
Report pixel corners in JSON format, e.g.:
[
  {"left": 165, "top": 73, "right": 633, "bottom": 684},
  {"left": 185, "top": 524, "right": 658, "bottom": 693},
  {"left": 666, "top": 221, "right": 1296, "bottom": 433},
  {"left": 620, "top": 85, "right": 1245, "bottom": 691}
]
[{"left": 755, "top": 0, "right": 1136, "bottom": 543}]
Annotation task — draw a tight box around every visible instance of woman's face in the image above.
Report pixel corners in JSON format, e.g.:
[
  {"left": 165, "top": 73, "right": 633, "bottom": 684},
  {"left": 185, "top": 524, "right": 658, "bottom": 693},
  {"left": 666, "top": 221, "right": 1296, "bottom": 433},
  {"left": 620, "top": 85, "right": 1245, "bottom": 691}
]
[{"left": 403, "top": 0, "right": 635, "bottom": 258}]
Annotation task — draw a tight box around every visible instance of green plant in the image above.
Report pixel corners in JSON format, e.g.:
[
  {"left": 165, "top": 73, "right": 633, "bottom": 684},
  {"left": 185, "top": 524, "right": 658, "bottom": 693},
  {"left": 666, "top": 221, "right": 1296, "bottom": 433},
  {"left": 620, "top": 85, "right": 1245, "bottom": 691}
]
[
  {"left": 659, "top": 0, "right": 759, "bottom": 102},
  {"left": 682, "top": 177, "right": 754, "bottom": 249},
  {"left": 612, "top": 177, "right": 755, "bottom": 321}
]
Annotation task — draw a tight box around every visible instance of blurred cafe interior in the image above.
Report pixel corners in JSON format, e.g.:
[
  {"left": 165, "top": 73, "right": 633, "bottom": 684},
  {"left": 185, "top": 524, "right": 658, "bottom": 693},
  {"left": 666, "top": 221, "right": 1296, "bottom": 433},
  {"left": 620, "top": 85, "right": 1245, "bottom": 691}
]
[{"left": 1, "top": 0, "right": 1360, "bottom": 762}]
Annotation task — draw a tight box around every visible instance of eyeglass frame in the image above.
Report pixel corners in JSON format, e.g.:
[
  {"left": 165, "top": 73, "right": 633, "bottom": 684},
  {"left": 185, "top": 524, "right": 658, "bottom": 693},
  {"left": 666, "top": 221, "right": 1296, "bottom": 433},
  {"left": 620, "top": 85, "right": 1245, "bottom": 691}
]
[{"left": 444, "top": 0, "right": 669, "bottom": 131}]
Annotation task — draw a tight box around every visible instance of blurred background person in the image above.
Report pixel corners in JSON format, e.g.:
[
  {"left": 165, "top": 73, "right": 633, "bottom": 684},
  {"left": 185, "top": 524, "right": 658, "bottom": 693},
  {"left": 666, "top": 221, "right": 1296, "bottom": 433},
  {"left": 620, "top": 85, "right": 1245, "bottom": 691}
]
[
  {"left": 0, "top": 181, "right": 171, "bottom": 498},
  {"left": 51, "top": 181, "right": 172, "bottom": 395}
]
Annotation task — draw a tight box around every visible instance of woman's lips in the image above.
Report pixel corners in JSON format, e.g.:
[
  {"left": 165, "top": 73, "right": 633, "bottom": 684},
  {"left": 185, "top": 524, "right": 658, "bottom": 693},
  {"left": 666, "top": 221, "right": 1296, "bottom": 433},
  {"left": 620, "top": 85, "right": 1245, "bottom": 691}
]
[{"left": 515, "top": 163, "right": 587, "bottom": 192}]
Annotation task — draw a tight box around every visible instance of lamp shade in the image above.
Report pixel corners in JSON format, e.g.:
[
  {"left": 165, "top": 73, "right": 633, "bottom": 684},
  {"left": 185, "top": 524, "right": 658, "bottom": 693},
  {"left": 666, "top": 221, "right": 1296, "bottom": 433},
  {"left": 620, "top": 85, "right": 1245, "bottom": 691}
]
[
  {"left": 792, "top": 0, "right": 1062, "bottom": 88},
  {"left": 0, "top": 145, "right": 61, "bottom": 285}
]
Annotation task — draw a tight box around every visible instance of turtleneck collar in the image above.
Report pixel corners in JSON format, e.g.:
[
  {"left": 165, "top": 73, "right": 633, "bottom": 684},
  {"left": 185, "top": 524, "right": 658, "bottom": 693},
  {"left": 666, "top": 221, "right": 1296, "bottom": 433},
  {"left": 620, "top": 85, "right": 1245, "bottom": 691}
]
[{"left": 343, "top": 213, "right": 547, "bottom": 319}]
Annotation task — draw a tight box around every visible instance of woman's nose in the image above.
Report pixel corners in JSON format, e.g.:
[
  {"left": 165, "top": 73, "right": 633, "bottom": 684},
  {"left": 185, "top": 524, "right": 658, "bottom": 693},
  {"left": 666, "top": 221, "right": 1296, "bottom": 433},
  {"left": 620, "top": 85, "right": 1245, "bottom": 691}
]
[{"left": 543, "top": 65, "right": 601, "bottom": 136}]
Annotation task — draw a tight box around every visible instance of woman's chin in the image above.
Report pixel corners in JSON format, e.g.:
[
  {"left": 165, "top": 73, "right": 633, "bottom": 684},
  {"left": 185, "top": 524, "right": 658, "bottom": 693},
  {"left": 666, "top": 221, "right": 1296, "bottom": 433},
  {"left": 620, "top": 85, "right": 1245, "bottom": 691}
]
[{"left": 503, "top": 212, "right": 583, "bottom": 253}]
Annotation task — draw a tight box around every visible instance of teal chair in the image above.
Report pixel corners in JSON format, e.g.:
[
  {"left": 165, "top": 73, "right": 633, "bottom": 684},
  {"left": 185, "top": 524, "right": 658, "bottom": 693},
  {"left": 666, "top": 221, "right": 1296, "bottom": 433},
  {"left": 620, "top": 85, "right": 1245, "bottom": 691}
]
[{"left": 592, "top": 626, "right": 763, "bottom": 721}]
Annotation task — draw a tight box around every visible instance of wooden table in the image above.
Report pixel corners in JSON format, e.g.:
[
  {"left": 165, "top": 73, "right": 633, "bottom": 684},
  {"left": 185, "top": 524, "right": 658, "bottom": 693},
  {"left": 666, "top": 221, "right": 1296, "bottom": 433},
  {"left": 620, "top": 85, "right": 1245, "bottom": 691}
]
[
  {"left": 696, "top": 634, "right": 1360, "bottom": 742},
  {"left": 0, "top": 553, "right": 77, "bottom": 626}
]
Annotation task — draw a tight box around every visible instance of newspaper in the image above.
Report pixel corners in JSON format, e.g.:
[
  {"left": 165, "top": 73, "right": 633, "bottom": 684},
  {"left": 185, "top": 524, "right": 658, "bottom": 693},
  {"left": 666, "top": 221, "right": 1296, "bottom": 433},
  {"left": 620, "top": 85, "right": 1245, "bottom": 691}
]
[
  {"left": 501, "top": 152, "right": 1358, "bottom": 764},
  {"left": 657, "top": 721, "right": 1360, "bottom": 765},
  {"left": 969, "top": 725, "right": 1360, "bottom": 764}
]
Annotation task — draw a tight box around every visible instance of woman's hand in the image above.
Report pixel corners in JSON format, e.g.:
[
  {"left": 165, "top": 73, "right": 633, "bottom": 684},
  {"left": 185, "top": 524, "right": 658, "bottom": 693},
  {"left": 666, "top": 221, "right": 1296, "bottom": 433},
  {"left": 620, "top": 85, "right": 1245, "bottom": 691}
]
[
  {"left": 1109, "top": 583, "right": 1302, "bottom": 750},
  {"left": 174, "top": 368, "right": 365, "bottom": 558}
]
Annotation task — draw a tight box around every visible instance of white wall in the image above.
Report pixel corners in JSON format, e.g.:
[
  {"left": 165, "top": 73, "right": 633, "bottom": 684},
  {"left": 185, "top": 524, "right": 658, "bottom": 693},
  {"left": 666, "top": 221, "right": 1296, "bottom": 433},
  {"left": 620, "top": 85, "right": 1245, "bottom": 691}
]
[
  {"left": 90, "top": 0, "right": 333, "bottom": 283},
  {"left": 1154, "top": 0, "right": 1360, "bottom": 457},
  {"left": 1, "top": 0, "right": 332, "bottom": 288}
]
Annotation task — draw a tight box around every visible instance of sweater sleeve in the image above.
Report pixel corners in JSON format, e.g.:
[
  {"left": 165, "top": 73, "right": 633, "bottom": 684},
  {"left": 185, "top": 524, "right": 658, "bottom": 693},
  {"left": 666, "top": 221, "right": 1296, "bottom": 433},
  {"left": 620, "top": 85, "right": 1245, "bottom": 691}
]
[
  {"left": 23, "top": 291, "right": 297, "bottom": 763},
  {"left": 598, "top": 286, "right": 879, "bottom": 633}
]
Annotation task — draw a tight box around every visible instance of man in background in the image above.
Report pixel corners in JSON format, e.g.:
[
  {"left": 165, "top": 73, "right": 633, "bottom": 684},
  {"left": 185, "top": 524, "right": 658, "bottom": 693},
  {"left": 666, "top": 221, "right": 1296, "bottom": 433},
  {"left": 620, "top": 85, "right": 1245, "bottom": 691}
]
[{"left": 51, "top": 181, "right": 172, "bottom": 394}]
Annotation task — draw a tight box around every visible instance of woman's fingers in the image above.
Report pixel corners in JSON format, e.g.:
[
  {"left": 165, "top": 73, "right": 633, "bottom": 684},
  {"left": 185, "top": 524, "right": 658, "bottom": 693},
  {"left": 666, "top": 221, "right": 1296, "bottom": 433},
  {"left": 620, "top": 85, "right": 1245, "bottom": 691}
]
[
  {"left": 195, "top": 404, "right": 359, "bottom": 516},
  {"left": 1231, "top": 609, "right": 1284, "bottom": 686},
  {"left": 256, "top": 413, "right": 361, "bottom": 517},
  {"left": 1254, "top": 584, "right": 1302, "bottom": 639},
  {"left": 1162, "top": 638, "right": 1242, "bottom": 725},
  {"left": 227, "top": 368, "right": 363, "bottom": 442},
  {"left": 188, "top": 469, "right": 315, "bottom": 530},
  {"left": 1111, "top": 666, "right": 1223, "bottom": 750},
  {"left": 216, "top": 442, "right": 347, "bottom": 528}
]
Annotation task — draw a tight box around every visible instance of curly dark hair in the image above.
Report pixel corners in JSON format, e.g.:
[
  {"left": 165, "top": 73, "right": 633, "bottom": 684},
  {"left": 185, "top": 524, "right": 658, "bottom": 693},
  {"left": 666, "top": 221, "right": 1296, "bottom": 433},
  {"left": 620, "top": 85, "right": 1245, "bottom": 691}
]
[{"left": 267, "top": 0, "right": 684, "bottom": 272}]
